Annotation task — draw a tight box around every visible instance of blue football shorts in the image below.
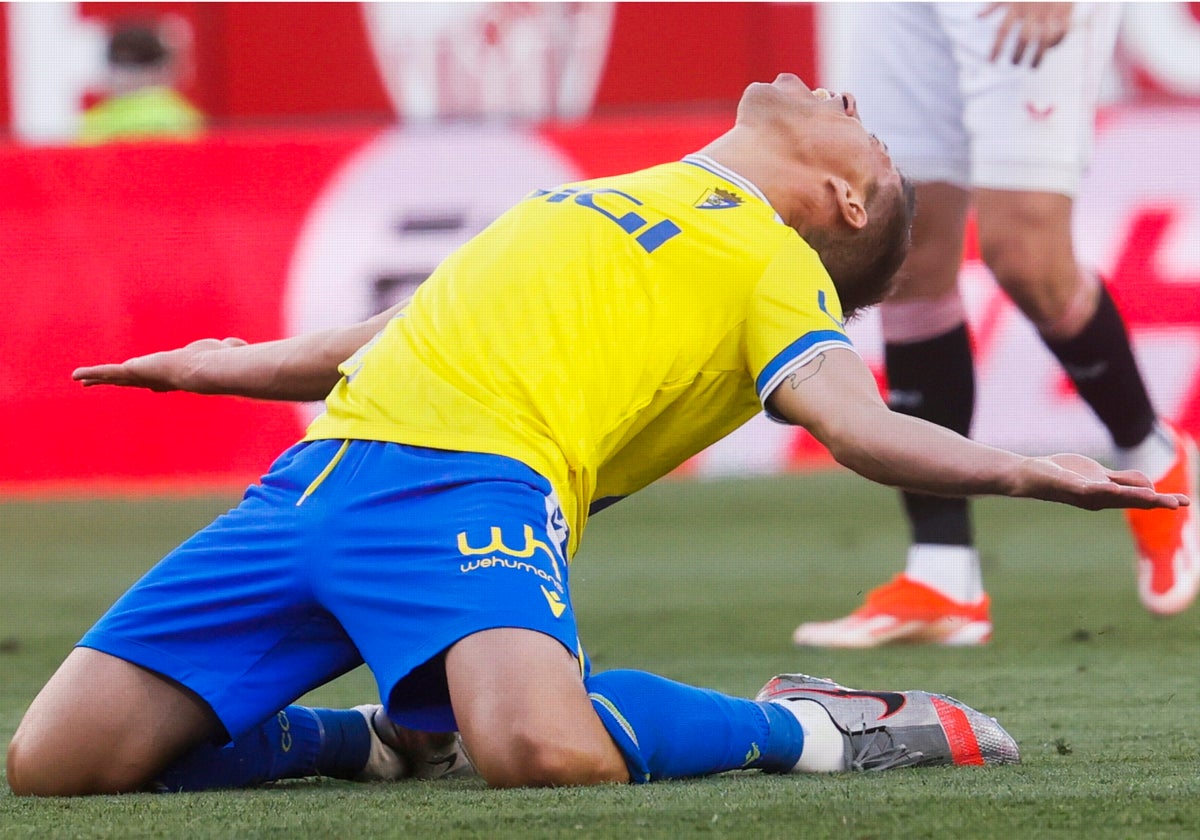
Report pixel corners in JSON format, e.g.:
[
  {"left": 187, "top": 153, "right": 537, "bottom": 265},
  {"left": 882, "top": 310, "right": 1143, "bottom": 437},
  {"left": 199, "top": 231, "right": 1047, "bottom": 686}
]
[{"left": 79, "top": 439, "right": 585, "bottom": 737}]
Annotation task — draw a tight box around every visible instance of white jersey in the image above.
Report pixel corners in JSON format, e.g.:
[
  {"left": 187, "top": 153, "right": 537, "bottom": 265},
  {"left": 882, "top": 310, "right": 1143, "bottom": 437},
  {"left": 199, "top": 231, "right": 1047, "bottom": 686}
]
[{"left": 843, "top": 2, "right": 1122, "bottom": 196}]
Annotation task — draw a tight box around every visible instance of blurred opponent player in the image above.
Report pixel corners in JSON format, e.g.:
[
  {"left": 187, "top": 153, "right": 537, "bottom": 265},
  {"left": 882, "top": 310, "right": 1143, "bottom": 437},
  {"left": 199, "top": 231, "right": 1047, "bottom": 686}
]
[
  {"left": 794, "top": 2, "right": 1200, "bottom": 649},
  {"left": 10, "top": 74, "right": 1186, "bottom": 797}
]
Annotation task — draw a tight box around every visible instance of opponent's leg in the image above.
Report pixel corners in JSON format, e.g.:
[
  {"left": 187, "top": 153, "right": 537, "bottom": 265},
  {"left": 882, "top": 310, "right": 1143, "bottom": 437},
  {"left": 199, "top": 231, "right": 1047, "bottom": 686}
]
[
  {"left": 976, "top": 188, "right": 1199, "bottom": 615},
  {"left": 7, "top": 648, "right": 219, "bottom": 796},
  {"left": 794, "top": 182, "right": 991, "bottom": 648},
  {"left": 975, "top": 189, "right": 1155, "bottom": 445}
]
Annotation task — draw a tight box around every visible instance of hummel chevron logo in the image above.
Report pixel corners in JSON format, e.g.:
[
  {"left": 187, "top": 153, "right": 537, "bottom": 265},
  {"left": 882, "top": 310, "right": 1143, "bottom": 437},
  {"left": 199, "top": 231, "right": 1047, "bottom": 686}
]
[
  {"left": 769, "top": 687, "right": 907, "bottom": 719},
  {"left": 541, "top": 585, "right": 567, "bottom": 618},
  {"left": 1025, "top": 101, "right": 1056, "bottom": 121}
]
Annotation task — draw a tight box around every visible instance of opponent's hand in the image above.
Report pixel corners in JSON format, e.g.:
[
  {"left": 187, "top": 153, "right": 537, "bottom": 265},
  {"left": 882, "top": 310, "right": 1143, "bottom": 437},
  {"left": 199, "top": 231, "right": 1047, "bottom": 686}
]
[
  {"left": 1014, "top": 453, "right": 1189, "bottom": 511},
  {"left": 72, "top": 337, "right": 248, "bottom": 393},
  {"left": 981, "top": 2, "right": 1072, "bottom": 68}
]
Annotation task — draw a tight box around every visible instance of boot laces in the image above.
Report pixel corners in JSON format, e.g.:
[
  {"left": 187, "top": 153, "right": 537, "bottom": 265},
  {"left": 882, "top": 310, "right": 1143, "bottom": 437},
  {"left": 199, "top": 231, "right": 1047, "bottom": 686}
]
[{"left": 846, "top": 716, "right": 925, "bottom": 771}]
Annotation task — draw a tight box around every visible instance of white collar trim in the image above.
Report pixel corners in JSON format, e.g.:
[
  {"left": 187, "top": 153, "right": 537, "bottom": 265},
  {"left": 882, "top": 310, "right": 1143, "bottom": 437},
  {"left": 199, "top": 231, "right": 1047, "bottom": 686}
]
[{"left": 682, "top": 154, "right": 783, "bottom": 224}]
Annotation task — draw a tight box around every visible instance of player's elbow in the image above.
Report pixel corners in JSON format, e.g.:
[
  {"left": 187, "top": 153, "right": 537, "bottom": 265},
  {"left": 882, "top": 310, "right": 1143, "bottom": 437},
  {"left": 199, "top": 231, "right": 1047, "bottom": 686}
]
[
  {"left": 812, "top": 415, "right": 893, "bottom": 482},
  {"left": 802, "top": 412, "right": 860, "bottom": 466}
]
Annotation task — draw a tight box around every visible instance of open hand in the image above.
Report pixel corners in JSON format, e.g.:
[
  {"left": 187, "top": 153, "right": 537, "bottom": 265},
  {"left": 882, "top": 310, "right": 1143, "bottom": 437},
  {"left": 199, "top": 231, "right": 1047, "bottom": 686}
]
[
  {"left": 1018, "top": 453, "right": 1189, "bottom": 511},
  {"left": 72, "top": 337, "right": 247, "bottom": 393}
]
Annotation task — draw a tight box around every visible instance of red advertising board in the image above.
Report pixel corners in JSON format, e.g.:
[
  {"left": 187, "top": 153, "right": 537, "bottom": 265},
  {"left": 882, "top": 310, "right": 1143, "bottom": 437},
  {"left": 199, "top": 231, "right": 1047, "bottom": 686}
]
[{"left": 1, "top": 130, "right": 368, "bottom": 489}]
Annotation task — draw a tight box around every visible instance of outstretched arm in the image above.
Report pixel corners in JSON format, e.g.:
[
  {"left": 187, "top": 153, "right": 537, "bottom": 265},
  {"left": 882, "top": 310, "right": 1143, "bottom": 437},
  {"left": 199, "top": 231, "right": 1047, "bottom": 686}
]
[
  {"left": 72, "top": 300, "right": 408, "bottom": 402},
  {"left": 767, "top": 348, "right": 1188, "bottom": 512}
]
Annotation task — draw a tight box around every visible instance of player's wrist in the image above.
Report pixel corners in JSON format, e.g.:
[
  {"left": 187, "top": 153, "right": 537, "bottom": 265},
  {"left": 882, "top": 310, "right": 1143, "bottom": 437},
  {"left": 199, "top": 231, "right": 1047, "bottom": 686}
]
[
  {"left": 178, "top": 347, "right": 236, "bottom": 394},
  {"left": 990, "top": 454, "right": 1039, "bottom": 499}
]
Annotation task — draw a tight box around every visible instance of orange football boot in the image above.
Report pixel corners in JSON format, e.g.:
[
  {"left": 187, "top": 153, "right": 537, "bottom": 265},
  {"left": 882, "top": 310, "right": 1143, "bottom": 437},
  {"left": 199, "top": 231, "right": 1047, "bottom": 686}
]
[
  {"left": 793, "top": 575, "right": 992, "bottom": 648},
  {"left": 1126, "top": 423, "right": 1200, "bottom": 615}
]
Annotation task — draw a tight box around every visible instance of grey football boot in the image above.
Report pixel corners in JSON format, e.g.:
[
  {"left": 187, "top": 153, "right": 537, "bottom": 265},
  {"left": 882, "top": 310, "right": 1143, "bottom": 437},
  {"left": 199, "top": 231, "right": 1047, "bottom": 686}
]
[{"left": 756, "top": 674, "right": 1020, "bottom": 771}]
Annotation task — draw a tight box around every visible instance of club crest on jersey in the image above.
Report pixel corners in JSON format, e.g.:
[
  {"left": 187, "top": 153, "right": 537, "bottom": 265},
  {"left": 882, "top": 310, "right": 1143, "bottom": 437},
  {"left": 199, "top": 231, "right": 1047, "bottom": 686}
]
[{"left": 695, "top": 187, "right": 743, "bottom": 209}]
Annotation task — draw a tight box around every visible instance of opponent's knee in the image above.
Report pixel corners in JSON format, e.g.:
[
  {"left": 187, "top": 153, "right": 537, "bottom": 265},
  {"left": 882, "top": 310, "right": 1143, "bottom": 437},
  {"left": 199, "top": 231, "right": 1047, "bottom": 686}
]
[
  {"left": 984, "top": 246, "right": 1096, "bottom": 337},
  {"left": 880, "top": 291, "right": 967, "bottom": 345},
  {"left": 976, "top": 209, "right": 1081, "bottom": 325}
]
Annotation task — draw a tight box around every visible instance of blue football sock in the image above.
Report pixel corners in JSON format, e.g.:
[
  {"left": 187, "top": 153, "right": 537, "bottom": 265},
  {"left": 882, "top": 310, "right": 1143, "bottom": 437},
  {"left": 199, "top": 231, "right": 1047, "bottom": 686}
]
[
  {"left": 156, "top": 706, "right": 372, "bottom": 792},
  {"left": 584, "top": 669, "right": 804, "bottom": 783}
]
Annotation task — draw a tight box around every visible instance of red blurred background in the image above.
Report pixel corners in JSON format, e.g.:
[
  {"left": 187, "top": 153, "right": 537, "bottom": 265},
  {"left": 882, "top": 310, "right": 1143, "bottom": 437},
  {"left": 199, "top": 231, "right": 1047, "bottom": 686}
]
[{"left": 3, "top": 3, "right": 1199, "bottom": 491}]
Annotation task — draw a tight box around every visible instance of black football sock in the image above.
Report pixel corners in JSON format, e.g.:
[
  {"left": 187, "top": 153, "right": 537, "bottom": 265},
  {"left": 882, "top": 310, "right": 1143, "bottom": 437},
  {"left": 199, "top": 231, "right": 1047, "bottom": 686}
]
[
  {"left": 885, "top": 325, "right": 976, "bottom": 546},
  {"left": 1042, "top": 284, "right": 1156, "bottom": 449}
]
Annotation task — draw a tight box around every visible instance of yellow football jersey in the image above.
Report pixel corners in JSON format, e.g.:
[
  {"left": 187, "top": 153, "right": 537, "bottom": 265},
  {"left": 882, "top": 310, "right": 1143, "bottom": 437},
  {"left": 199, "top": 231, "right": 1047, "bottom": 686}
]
[{"left": 305, "top": 154, "right": 855, "bottom": 556}]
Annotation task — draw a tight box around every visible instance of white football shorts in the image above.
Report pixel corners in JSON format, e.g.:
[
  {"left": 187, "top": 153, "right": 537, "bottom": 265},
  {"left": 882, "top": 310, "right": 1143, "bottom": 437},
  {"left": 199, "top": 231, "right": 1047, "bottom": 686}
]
[{"left": 844, "top": 2, "right": 1122, "bottom": 196}]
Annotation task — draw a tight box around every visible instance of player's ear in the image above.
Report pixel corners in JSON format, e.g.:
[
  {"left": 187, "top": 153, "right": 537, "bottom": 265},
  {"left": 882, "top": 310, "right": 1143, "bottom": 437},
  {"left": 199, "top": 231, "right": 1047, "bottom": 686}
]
[{"left": 828, "top": 176, "right": 868, "bottom": 231}]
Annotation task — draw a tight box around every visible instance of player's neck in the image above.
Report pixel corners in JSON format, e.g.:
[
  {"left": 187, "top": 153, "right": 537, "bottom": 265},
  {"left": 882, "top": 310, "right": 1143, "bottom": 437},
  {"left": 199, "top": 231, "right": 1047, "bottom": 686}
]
[{"left": 696, "top": 127, "right": 823, "bottom": 235}]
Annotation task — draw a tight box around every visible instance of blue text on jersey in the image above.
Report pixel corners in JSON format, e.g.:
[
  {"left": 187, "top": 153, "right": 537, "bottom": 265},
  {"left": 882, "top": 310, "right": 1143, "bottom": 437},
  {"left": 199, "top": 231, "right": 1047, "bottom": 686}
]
[{"left": 532, "top": 187, "right": 682, "bottom": 254}]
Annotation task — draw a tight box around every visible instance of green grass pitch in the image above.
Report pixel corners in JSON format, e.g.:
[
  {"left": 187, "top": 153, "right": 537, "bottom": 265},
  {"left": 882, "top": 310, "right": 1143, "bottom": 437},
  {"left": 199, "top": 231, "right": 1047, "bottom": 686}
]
[{"left": 2, "top": 471, "right": 1198, "bottom": 838}]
